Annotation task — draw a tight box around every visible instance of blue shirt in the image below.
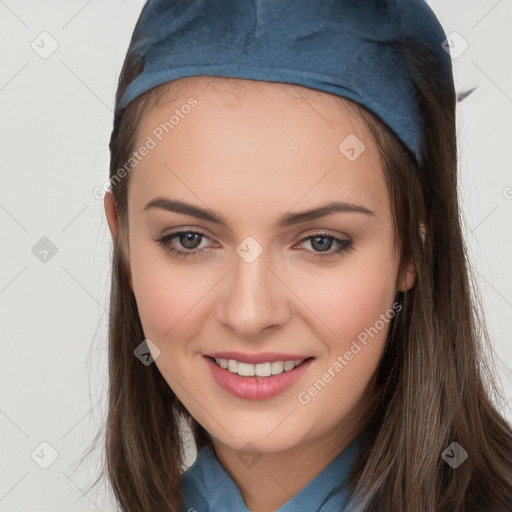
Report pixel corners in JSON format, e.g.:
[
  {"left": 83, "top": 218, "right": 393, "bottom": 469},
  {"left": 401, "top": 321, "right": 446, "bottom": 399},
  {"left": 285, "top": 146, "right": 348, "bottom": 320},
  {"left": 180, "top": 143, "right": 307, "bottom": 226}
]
[{"left": 180, "top": 429, "right": 367, "bottom": 512}]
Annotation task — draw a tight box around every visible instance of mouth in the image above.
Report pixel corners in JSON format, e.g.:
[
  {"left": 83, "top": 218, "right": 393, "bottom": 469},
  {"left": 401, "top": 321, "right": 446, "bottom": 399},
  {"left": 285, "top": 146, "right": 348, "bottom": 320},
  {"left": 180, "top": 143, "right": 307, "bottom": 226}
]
[
  {"left": 203, "top": 355, "right": 316, "bottom": 400},
  {"left": 205, "top": 355, "right": 314, "bottom": 377}
]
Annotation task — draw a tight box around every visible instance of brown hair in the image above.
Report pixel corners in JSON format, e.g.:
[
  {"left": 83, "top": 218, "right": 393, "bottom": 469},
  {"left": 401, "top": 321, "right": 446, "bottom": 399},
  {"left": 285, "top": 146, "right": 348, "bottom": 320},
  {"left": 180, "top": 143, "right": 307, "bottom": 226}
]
[{"left": 83, "top": 22, "right": 512, "bottom": 512}]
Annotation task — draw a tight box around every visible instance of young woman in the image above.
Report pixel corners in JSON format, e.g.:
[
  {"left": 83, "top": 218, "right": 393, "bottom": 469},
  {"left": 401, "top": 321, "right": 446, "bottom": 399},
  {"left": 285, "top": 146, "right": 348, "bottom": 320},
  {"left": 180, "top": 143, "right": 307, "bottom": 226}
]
[{"left": 94, "top": 0, "right": 512, "bottom": 510}]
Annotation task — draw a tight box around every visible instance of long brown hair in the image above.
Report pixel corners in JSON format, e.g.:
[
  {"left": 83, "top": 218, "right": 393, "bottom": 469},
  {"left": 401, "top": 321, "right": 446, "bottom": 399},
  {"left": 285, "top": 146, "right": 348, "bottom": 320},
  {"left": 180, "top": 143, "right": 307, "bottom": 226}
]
[{"left": 84, "top": 19, "right": 512, "bottom": 512}]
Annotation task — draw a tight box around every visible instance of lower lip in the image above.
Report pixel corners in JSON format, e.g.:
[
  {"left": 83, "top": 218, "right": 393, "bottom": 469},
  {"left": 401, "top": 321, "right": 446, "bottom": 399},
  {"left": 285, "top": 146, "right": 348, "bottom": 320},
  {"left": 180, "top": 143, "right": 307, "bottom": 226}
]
[{"left": 204, "top": 356, "right": 315, "bottom": 400}]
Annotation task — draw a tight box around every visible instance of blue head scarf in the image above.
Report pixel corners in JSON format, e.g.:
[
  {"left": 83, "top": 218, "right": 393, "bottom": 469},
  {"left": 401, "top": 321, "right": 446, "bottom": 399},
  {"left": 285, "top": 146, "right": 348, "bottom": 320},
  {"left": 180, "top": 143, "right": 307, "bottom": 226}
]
[{"left": 110, "top": 0, "right": 454, "bottom": 163}]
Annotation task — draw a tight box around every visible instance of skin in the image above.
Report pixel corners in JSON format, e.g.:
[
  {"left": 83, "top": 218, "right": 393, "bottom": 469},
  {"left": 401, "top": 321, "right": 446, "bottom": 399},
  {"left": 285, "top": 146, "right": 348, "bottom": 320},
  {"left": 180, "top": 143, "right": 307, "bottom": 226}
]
[{"left": 104, "top": 76, "right": 416, "bottom": 512}]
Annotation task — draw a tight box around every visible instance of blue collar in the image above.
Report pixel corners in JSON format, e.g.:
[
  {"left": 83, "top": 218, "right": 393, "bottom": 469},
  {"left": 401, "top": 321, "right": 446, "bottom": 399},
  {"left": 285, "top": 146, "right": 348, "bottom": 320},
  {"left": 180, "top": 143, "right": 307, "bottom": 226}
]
[{"left": 180, "top": 429, "right": 367, "bottom": 512}]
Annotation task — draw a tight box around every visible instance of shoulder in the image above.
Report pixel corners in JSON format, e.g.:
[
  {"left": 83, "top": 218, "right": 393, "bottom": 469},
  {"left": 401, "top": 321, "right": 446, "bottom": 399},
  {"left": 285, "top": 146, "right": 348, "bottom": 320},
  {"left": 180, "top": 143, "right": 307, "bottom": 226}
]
[
  {"left": 180, "top": 446, "right": 213, "bottom": 512},
  {"left": 180, "top": 444, "right": 269, "bottom": 511}
]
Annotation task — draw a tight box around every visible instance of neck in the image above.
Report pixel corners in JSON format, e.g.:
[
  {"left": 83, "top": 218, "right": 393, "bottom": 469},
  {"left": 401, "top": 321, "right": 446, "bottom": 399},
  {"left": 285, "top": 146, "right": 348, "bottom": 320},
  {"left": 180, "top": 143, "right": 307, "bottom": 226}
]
[{"left": 210, "top": 418, "right": 366, "bottom": 512}]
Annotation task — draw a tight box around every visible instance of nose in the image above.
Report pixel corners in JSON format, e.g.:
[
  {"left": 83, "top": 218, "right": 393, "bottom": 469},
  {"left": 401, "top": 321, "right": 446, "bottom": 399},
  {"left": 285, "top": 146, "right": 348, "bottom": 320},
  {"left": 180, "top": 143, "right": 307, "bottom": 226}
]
[{"left": 216, "top": 250, "right": 293, "bottom": 338}]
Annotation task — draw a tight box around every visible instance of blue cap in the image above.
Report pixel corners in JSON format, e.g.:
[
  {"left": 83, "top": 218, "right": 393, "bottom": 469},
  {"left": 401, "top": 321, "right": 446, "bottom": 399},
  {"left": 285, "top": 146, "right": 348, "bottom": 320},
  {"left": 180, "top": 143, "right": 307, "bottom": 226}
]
[{"left": 111, "top": 0, "right": 454, "bottom": 163}]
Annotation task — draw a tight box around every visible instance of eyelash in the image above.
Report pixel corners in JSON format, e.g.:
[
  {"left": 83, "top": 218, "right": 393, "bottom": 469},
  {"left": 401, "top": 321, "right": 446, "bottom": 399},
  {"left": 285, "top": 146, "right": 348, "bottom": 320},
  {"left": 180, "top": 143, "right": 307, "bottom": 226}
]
[{"left": 153, "top": 230, "right": 354, "bottom": 260}]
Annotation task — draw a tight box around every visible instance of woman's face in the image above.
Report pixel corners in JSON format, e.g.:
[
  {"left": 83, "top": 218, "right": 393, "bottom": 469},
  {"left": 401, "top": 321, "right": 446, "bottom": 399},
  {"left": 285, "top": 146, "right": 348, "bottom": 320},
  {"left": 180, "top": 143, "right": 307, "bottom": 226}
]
[{"left": 106, "top": 77, "right": 415, "bottom": 453}]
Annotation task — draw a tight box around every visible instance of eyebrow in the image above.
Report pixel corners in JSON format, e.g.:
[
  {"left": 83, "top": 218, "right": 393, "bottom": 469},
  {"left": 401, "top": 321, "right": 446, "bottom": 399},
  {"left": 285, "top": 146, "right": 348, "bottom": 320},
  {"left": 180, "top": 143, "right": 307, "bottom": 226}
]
[{"left": 143, "top": 197, "right": 376, "bottom": 229}]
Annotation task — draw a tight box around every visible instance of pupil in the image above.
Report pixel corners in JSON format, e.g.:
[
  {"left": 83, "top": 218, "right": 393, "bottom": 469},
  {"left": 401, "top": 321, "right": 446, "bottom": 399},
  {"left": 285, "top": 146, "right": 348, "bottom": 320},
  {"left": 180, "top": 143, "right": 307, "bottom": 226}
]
[
  {"left": 181, "top": 233, "right": 201, "bottom": 249},
  {"left": 311, "top": 236, "right": 331, "bottom": 252}
]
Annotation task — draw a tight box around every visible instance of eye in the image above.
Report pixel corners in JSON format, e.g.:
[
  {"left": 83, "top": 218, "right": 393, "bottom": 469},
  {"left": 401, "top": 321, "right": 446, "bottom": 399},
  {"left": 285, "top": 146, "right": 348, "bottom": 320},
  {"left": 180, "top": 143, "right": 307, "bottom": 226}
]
[
  {"left": 153, "top": 230, "right": 354, "bottom": 260},
  {"left": 153, "top": 230, "right": 215, "bottom": 260},
  {"left": 295, "top": 233, "right": 354, "bottom": 259}
]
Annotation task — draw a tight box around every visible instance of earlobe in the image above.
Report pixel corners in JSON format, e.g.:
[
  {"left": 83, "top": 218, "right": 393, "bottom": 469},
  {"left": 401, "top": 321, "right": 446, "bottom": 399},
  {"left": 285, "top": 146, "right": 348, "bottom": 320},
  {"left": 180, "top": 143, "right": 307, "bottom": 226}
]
[
  {"left": 398, "top": 223, "right": 424, "bottom": 293},
  {"left": 398, "top": 261, "right": 416, "bottom": 293},
  {"left": 104, "top": 189, "right": 119, "bottom": 241}
]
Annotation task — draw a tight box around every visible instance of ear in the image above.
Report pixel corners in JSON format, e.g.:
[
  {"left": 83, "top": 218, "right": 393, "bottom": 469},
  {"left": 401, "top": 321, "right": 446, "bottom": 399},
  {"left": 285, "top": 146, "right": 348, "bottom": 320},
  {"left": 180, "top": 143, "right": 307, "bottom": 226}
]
[
  {"left": 398, "top": 259, "right": 416, "bottom": 293},
  {"left": 104, "top": 189, "right": 133, "bottom": 292},
  {"left": 104, "top": 189, "right": 119, "bottom": 241},
  {"left": 397, "top": 222, "right": 424, "bottom": 293}
]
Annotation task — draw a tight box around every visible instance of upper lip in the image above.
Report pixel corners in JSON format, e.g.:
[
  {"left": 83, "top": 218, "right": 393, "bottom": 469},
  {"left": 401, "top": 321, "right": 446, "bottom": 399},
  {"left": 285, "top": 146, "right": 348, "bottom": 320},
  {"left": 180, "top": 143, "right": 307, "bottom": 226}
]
[{"left": 204, "top": 351, "right": 313, "bottom": 364}]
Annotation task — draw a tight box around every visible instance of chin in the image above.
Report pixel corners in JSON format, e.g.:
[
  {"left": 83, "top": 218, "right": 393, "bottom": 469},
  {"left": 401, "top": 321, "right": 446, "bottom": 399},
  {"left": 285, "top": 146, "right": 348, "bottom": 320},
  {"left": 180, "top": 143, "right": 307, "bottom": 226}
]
[{"left": 207, "top": 422, "right": 305, "bottom": 454}]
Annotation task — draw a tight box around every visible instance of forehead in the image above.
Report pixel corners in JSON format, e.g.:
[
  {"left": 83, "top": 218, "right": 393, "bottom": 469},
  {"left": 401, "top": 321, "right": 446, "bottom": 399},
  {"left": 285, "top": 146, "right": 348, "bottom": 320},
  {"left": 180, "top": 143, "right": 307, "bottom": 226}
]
[
  {"left": 149, "top": 75, "right": 360, "bottom": 108},
  {"left": 128, "top": 76, "right": 387, "bottom": 220}
]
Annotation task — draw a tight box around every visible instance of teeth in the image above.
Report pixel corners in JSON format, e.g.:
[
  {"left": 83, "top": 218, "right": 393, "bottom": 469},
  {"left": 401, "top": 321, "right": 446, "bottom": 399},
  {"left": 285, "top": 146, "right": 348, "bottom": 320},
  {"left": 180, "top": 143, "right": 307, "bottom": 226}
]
[
  {"left": 283, "top": 361, "right": 295, "bottom": 371},
  {"left": 213, "top": 358, "right": 306, "bottom": 377},
  {"left": 271, "top": 361, "right": 283, "bottom": 375}
]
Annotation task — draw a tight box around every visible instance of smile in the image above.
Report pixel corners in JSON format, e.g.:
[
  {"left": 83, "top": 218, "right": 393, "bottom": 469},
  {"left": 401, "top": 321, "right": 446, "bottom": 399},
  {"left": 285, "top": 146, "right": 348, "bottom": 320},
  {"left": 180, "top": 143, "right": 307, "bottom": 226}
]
[
  {"left": 204, "top": 355, "right": 315, "bottom": 400},
  {"left": 212, "top": 357, "right": 305, "bottom": 377}
]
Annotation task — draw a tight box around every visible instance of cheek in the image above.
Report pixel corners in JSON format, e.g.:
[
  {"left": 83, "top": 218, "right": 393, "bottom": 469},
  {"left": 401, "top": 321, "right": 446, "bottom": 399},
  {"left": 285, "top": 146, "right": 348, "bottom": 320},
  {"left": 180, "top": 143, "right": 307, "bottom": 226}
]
[
  {"left": 293, "top": 251, "right": 398, "bottom": 423},
  {"left": 295, "top": 252, "right": 398, "bottom": 351},
  {"left": 129, "top": 243, "right": 207, "bottom": 342}
]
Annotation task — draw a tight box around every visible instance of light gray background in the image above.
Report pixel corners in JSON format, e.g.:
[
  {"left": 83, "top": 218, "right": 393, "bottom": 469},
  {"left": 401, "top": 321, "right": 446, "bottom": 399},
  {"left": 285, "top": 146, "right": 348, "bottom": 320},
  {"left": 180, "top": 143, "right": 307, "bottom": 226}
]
[{"left": 0, "top": 1, "right": 510, "bottom": 510}]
